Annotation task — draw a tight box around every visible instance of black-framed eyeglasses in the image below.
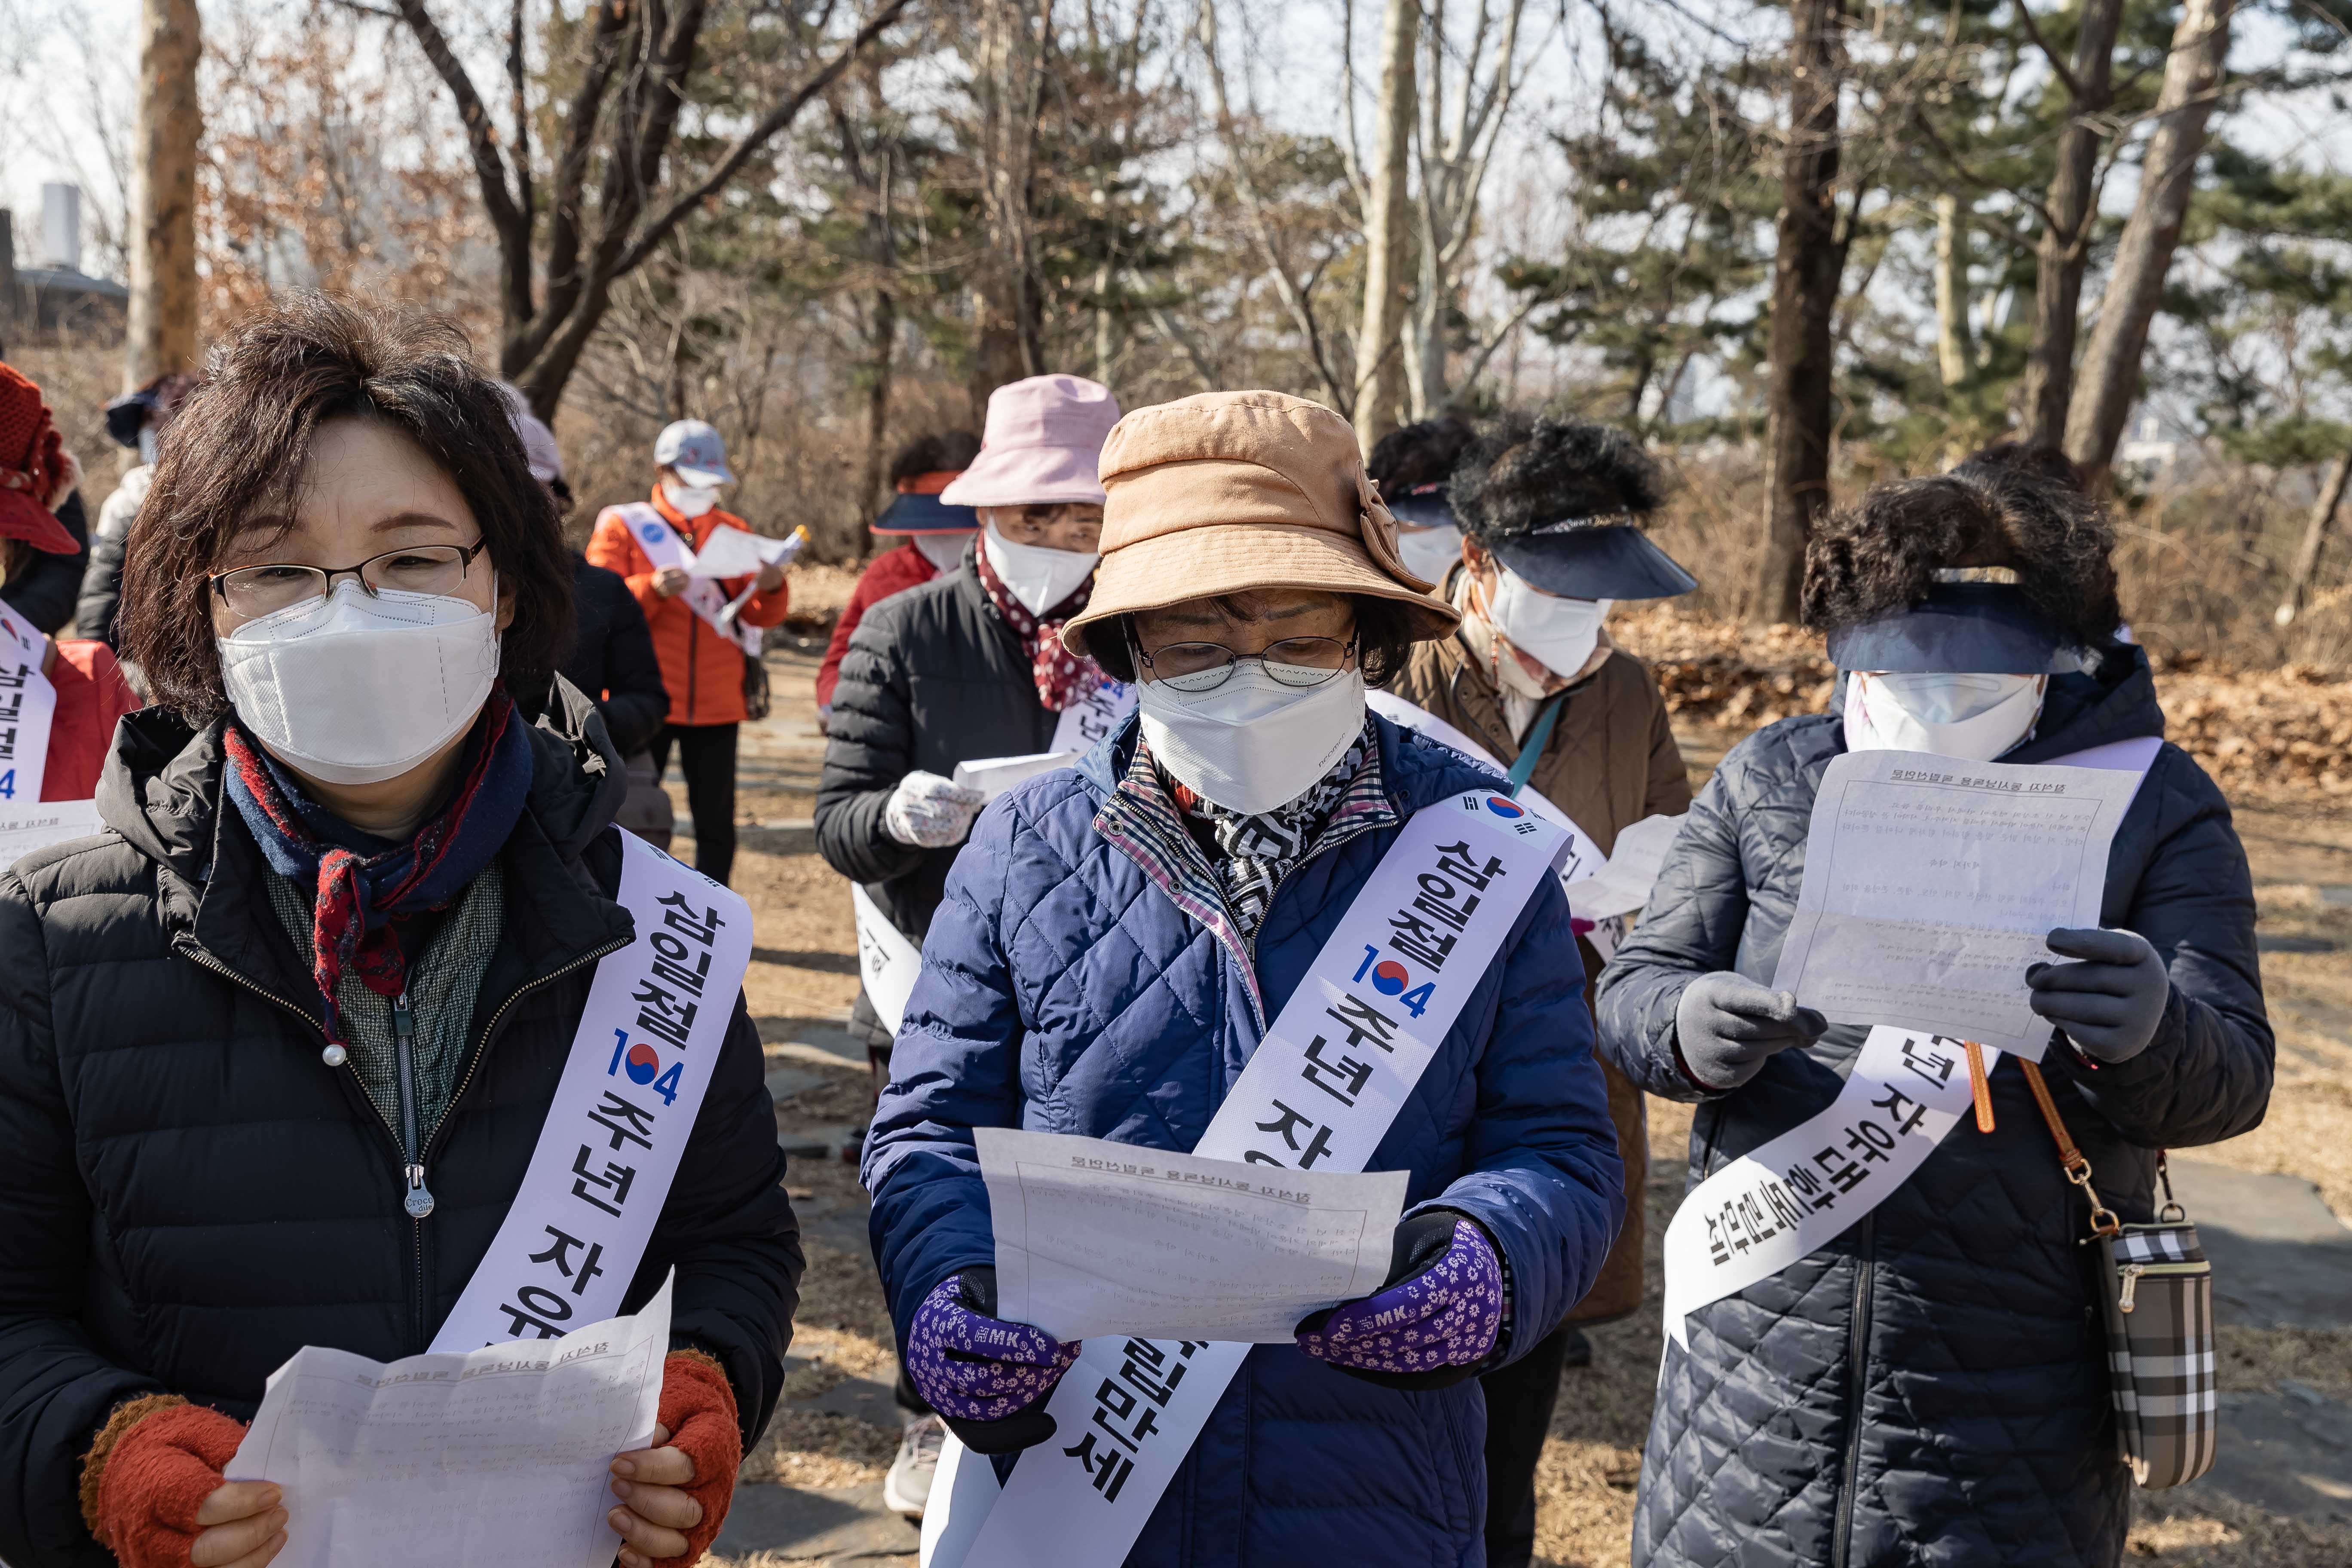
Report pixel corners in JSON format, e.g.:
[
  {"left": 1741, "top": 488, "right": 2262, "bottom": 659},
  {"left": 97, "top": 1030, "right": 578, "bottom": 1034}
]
[
  {"left": 209, "top": 539, "right": 490, "bottom": 620},
  {"left": 1133, "top": 634, "right": 1358, "bottom": 692}
]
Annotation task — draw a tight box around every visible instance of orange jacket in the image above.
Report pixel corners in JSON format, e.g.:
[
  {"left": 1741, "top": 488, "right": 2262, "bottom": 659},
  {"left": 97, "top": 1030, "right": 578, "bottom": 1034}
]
[{"left": 585, "top": 489, "right": 790, "bottom": 728}]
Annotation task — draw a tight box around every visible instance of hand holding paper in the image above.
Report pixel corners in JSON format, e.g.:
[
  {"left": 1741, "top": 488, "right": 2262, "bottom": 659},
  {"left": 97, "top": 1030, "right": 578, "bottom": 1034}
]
[
  {"left": 979, "top": 1128, "right": 1406, "bottom": 1344},
  {"left": 227, "top": 1278, "right": 674, "bottom": 1568},
  {"left": 1767, "top": 749, "right": 2144, "bottom": 1057}
]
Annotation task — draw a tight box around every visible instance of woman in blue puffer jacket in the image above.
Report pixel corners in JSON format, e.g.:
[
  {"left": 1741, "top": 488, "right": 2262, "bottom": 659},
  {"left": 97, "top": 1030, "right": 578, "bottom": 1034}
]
[{"left": 861, "top": 391, "right": 1626, "bottom": 1568}]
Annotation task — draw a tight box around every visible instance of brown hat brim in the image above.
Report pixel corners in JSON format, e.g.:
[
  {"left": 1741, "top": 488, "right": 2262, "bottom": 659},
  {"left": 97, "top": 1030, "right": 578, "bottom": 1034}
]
[{"left": 1061, "top": 521, "right": 1461, "bottom": 658}]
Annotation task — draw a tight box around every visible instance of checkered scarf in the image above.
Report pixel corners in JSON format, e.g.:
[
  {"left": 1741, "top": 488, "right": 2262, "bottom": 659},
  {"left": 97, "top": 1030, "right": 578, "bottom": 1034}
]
[
  {"left": 1165, "top": 720, "right": 1384, "bottom": 940},
  {"left": 223, "top": 689, "right": 534, "bottom": 1044},
  {"left": 974, "top": 538, "right": 1102, "bottom": 712}
]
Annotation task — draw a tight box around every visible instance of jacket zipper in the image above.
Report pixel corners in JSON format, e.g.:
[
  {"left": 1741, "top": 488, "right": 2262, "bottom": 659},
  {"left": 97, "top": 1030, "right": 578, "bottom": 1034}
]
[
  {"left": 181, "top": 931, "right": 629, "bottom": 1349},
  {"left": 392, "top": 992, "right": 432, "bottom": 1219},
  {"left": 1831, "top": 1211, "right": 1876, "bottom": 1568}
]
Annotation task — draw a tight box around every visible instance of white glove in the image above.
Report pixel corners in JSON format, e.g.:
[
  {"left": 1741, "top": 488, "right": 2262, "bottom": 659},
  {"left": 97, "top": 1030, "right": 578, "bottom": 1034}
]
[{"left": 883, "top": 770, "right": 990, "bottom": 849}]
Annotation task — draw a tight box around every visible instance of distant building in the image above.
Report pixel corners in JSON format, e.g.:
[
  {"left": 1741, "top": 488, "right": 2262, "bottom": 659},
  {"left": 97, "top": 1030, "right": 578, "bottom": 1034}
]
[
  {"left": 0, "top": 185, "right": 129, "bottom": 348},
  {"left": 2115, "top": 412, "right": 2186, "bottom": 486}
]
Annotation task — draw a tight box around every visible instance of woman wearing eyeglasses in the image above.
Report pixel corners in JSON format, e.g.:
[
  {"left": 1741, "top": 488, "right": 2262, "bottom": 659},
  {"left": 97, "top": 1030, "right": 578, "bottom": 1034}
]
[
  {"left": 860, "top": 392, "right": 1624, "bottom": 1568},
  {"left": 0, "top": 297, "right": 802, "bottom": 1568}
]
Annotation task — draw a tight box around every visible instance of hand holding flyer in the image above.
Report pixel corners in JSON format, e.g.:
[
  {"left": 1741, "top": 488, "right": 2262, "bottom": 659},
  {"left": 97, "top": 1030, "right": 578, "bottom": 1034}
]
[{"left": 1768, "top": 748, "right": 2144, "bottom": 1057}]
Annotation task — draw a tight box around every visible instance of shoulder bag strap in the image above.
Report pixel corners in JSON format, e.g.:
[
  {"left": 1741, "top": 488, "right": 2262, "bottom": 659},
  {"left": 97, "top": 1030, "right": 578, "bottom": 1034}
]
[
  {"left": 1506, "top": 694, "right": 1566, "bottom": 798},
  {"left": 2017, "top": 1057, "right": 2122, "bottom": 1238}
]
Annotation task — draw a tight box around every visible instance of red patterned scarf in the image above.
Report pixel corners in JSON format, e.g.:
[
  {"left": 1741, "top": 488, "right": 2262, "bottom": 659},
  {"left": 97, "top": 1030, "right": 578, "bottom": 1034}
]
[
  {"left": 974, "top": 539, "right": 1102, "bottom": 713},
  {"left": 222, "top": 689, "right": 534, "bottom": 1043}
]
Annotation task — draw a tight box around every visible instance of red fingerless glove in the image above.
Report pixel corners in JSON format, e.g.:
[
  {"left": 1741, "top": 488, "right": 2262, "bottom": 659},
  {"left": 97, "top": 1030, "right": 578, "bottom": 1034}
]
[
  {"left": 654, "top": 1350, "right": 741, "bottom": 1565},
  {"left": 81, "top": 1396, "right": 250, "bottom": 1568}
]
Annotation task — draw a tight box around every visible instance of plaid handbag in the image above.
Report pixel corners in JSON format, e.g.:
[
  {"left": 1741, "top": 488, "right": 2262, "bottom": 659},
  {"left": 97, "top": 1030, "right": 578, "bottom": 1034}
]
[{"left": 2018, "top": 1060, "right": 2219, "bottom": 1490}]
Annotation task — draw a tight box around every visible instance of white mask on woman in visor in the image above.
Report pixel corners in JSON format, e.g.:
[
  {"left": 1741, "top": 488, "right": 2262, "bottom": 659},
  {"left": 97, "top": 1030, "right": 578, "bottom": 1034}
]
[
  {"left": 661, "top": 478, "right": 721, "bottom": 518},
  {"left": 1394, "top": 524, "right": 1463, "bottom": 586},
  {"left": 913, "top": 530, "right": 974, "bottom": 573},
  {"left": 1482, "top": 566, "right": 1613, "bottom": 678},
  {"left": 1843, "top": 671, "right": 2047, "bottom": 761},
  {"left": 1138, "top": 663, "right": 1368, "bottom": 816},
  {"left": 217, "top": 579, "right": 502, "bottom": 785},
  {"left": 983, "top": 522, "right": 1099, "bottom": 617}
]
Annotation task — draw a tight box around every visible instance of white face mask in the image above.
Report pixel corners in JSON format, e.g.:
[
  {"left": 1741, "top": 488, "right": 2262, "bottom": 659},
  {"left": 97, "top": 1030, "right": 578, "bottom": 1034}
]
[
  {"left": 1843, "top": 671, "right": 2047, "bottom": 761},
  {"left": 661, "top": 478, "right": 720, "bottom": 518},
  {"left": 138, "top": 427, "right": 160, "bottom": 466},
  {"left": 1138, "top": 663, "right": 1366, "bottom": 816},
  {"left": 913, "top": 530, "right": 974, "bottom": 572},
  {"left": 1483, "top": 567, "right": 1612, "bottom": 677},
  {"left": 217, "top": 579, "right": 502, "bottom": 786},
  {"left": 1395, "top": 524, "right": 1462, "bottom": 585},
  {"left": 983, "top": 521, "right": 1098, "bottom": 617}
]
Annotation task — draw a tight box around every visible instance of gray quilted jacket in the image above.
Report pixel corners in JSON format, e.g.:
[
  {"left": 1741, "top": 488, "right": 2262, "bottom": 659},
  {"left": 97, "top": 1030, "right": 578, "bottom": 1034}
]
[{"left": 1596, "top": 650, "right": 2271, "bottom": 1568}]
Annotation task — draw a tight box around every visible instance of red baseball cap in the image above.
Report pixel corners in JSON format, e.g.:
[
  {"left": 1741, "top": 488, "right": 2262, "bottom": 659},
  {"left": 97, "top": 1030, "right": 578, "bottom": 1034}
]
[{"left": 0, "top": 363, "right": 80, "bottom": 556}]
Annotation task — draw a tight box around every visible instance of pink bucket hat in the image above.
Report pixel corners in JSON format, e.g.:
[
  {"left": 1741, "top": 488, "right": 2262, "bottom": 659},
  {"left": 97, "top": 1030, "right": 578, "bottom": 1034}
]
[{"left": 938, "top": 374, "right": 1121, "bottom": 507}]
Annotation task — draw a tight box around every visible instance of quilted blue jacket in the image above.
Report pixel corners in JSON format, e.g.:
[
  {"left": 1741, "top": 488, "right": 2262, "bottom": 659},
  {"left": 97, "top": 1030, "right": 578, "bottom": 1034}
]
[{"left": 863, "top": 713, "right": 1626, "bottom": 1568}]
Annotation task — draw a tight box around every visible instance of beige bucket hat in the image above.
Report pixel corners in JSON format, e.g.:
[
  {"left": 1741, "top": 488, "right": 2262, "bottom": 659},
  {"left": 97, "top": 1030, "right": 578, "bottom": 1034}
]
[{"left": 1060, "top": 391, "right": 1461, "bottom": 658}]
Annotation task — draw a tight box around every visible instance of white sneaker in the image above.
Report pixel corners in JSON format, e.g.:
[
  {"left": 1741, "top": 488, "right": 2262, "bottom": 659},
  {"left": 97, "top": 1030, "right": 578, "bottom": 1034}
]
[{"left": 883, "top": 1412, "right": 947, "bottom": 1519}]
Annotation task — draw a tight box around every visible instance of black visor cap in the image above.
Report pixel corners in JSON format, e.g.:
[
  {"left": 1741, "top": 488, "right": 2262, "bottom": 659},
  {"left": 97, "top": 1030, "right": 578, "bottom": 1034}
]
[
  {"left": 1487, "top": 524, "right": 1697, "bottom": 600},
  {"left": 1825, "top": 583, "right": 2078, "bottom": 674}
]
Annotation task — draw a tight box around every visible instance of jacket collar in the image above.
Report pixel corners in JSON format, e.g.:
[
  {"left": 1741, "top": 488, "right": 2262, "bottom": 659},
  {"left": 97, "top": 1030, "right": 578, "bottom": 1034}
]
[
  {"left": 101, "top": 682, "right": 634, "bottom": 997},
  {"left": 648, "top": 485, "right": 746, "bottom": 548}
]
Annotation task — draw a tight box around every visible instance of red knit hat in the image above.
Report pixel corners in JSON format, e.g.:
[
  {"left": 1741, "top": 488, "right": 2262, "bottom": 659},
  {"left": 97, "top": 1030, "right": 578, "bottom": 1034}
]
[{"left": 0, "top": 362, "right": 81, "bottom": 555}]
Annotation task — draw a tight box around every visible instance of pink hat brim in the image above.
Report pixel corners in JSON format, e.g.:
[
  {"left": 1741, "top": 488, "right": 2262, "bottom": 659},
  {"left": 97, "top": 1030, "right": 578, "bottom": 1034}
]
[{"left": 937, "top": 444, "right": 1107, "bottom": 508}]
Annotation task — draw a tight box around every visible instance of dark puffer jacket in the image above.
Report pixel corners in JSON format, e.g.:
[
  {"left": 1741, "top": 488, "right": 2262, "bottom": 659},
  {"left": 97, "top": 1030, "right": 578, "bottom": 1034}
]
[
  {"left": 1594, "top": 648, "right": 2271, "bottom": 1568},
  {"left": 816, "top": 549, "right": 1057, "bottom": 940},
  {"left": 0, "top": 682, "right": 803, "bottom": 1568}
]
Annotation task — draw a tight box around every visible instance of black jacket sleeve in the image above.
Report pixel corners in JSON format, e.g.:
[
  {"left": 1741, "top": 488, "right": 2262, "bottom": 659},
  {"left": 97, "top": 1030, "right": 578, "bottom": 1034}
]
[
  {"left": 643, "top": 992, "right": 805, "bottom": 1447},
  {"left": 75, "top": 508, "right": 129, "bottom": 651},
  {"left": 0, "top": 871, "right": 166, "bottom": 1568},
  {"left": 2, "top": 492, "right": 91, "bottom": 637},
  {"left": 1593, "top": 752, "right": 1753, "bottom": 1103},
  {"left": 591, "top": 573, "right": 670, "bottom": 758},
  {"left": 2052, "top": 747, "right": 2273, "bottom": 1148},
  {"left": 815, "top": 611, "right": 927, "bottom": 886}
]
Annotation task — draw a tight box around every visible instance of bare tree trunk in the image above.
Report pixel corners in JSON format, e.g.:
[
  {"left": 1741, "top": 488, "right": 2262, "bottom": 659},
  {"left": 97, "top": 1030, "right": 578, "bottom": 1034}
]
[
  {"left": 1755, "top": 0, "right": 1846, "bottom": 626},
  {"left": 2018, "top": 0, "right": 2123, "bottom": 447},
  {"left": 2065, "top": 0, "right": 2234, "bottom": 482},
  {"left": 1353, "top": 0, "right": 1418, "bottom": 450},
  {"left": 126, "top": 0, "right": 201, "bottom": 387},
  {"left": 2275, "top": 450, "right": 2350, "bottom": 628},
  {"left": 1934, "top": 193, "right": 1970, "bottom": 390},
  {"left": 863, "top": 287, "right": 897, "bottom": 551},
  {"left": 970, "top": 0, "right": 1046, "bottom": 411}
]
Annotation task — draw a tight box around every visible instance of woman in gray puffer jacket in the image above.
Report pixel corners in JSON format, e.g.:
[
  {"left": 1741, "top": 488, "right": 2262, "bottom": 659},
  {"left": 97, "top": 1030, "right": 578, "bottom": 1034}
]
[{"left": 1596, "top": 449, "right": 2270, "bottom": 1568}]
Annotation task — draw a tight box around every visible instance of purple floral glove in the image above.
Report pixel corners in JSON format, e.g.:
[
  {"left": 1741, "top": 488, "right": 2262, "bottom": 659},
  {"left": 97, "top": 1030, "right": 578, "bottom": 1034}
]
[
  {"left": 1296, "top": 1212, "right": 1504, "bottom": 1388},
  {"left": 904, "top": 1268, "right": 1079, "bottom": 1452}
]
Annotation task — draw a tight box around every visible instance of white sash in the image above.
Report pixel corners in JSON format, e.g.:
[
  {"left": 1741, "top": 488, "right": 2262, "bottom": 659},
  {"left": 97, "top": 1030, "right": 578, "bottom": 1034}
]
[
  {"left": 1658, "top": 733, "right": 2165, "bottom": 1342},
  {"left": 1366, "top": 691, "right": 1606, "bottom": 882},
  {"left": 929, "top": 787, "right": 1573, "bottom": 1568},
  {"left": 430, "top": 830, "right": 754, "bottom": 1351},
  {"left": 612, "top": 504, "right": 766, "bottom": 656},
  {"left": 853, "top": 881, "right": 923, "bottom": 1037},
  {"left": 1050, "top": 674, "right": 1136, "bottom": 757},
  {"left": 0, "top": 597, "right": 57, "bottom": 807}
]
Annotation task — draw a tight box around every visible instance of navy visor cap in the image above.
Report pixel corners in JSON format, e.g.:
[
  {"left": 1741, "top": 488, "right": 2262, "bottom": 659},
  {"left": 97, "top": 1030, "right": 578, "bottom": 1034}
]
[
  {"left": 1827, "top": 582, "right": 2080, "bottom": 674},
  {"left": 1489, "top": 524, "right": 1698, "bottom": 600},
  {"left": 873, "top": 491, "right": 981, "bottom": 534}
]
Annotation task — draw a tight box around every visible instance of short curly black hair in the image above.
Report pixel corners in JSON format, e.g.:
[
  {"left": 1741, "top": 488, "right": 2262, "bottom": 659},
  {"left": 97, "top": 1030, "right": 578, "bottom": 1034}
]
[
  {"left": 889, "top": 430, "right": 983, "bottom": 486},
  {"left": 1958, "top": 440, "right": 2087, "bottom": 493},
  {"left": 1801, "top": 459, "right": 2119, "bottom": 646},
  {"left": 1447, "top": 413, "right": 1665, "bottom": 543},
  {"left": 1366, "top": 416, "right": 1477, "bottom": 492}
]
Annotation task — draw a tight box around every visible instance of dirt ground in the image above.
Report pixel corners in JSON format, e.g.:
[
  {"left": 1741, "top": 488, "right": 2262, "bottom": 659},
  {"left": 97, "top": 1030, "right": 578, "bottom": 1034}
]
[{"left": 710, "top": 636, "right": 2352, "bottom": 1568}]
